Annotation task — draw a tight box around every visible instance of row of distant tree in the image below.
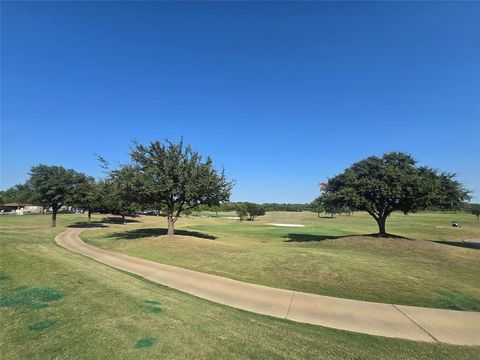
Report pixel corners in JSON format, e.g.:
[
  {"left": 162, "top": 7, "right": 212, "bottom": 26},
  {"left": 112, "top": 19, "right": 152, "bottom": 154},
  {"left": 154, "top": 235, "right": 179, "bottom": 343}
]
[
  {"left": 464, "top": 203, "right": 480, "bottom": 219},
  {"left": 194, "top": 200, "right": 479, "bottom": 220},
  {"left": 1, "top": 140, "right": 476, "bottom": 235},
  {"left": 192, "top": 202, "right": 311, "bottom": 213}
]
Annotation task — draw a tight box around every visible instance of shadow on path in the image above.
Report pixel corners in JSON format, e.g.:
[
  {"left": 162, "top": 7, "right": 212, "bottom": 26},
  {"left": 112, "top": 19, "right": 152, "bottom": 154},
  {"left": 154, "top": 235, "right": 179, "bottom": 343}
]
[
  {"left": 285, "top": 233, "right": 410, "bottom": 242},
  {"left": 106, "top": 228, "right": 217, "bottom": 240},
  {"left": 432, "top": 241, "right": 479, "bottom": 250}
]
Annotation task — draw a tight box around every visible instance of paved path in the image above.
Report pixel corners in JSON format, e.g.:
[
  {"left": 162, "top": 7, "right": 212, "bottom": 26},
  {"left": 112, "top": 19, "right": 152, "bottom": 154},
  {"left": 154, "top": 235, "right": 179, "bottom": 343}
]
[{"left": 56, "top": 228, "right": 480, "bottom": 346}]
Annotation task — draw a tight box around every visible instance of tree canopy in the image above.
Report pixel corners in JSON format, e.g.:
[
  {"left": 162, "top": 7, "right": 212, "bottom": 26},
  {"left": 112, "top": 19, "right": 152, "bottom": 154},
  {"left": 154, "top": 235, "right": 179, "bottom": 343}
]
[
  {"left": 317, "top": 152, "right": 470, "bottom": 235},
  {"left": 235, "top": 202, "right": 265, "bottom": 221},
  {"left": 245, "top": 202, "right": 265, "bottom": 220},
  {"left": 29, "top": 165, "right": 89, "bottom": 227},
  {"left": 309, "top": 197, "right": 324, "bottom": 217},
  {"left": 129, "top": 139, "right": 233, "bottom": 235},
  {"left": 73, "top": 176, "right": 104, "bottom": 223},
  {"left": 312, "top": 193, "right": 349, "bottom": 218},
  {"left": 0, "top": 183, "right": 33, "bottom": 204},
  {"left": 102, "top": 165, "right": 145, "bottom": 221},
  {"left": 466, "top": 203, "right": 480, "bottom": 220},
  {"left": 235, "top": 203, "right": 249, "bottom": 221}
]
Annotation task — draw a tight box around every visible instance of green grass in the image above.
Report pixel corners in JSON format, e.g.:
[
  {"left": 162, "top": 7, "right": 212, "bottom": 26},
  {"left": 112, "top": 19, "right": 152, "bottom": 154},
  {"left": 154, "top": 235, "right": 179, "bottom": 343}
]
[
  {"left": 82, "top": 211, "right": 480, "bottom": 310},
  {"left": 144, "top": 300, "right": 162, "bottom": 313},
  {"left": 0, "top": 287, "right": 64, "bottom": 310},
  {"left": 135, "top": 337, "right": 156, "bottom": 349},
  {"left": 27, "top": 319, "right": 57, "bottom": 331},
  {"left": 143, "top": 300, "right": 161, "bottom": 305},
  {"left": 434, "top": 290, "right": 480, "bottom": 311},
  {"left": 147, "top": 306, "right": 162, "bottom": 313},
  {"left": 1, "top": 214, "right": 479, "bottom": 359}
]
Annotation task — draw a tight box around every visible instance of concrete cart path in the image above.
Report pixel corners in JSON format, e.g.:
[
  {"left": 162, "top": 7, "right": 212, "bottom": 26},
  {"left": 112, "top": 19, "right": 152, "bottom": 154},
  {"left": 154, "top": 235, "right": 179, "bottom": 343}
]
[{"left": 56, "top": 228, "right": 480, "bottom": 346}]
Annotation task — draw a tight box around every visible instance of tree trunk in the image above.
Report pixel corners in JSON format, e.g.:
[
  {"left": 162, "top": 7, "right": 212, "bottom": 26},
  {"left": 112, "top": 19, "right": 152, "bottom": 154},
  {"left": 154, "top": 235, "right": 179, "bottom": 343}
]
[
  {"left": 87, "top": 208, "right": 92, "bottom": 223},
  {"left": 121, "top": 214, "right": 126, "bottom": 223},
  {"left": 167, "top": 215, "right": 175, "bottom": 236},
  {"left": 51, "top": 209, "right": 57, "bottom": 227},
  {"left": 376, "top": 217, "right": 387, "bottom": 236},
  {"left": 330, "top": 213, "right": 334, "bottom": 218}
]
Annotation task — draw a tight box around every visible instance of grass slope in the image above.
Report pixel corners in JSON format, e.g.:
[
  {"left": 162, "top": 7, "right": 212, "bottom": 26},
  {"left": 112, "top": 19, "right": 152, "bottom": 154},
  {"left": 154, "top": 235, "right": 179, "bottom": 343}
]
[
  {"left": 1, "top": 214, "right": 479, "bottom": 359},
  {"left": 82, "top": 211, "right": 480, "bottom": 310}
]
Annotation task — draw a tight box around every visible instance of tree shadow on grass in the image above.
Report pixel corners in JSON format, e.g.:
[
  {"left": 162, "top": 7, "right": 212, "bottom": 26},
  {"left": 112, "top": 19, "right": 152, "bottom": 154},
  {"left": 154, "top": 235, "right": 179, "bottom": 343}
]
[
  {"left": 284, "top": 234, "right": 349, "bottom": 242},
  {"left": 432, "top": 241, "right": 479, "bottom": 250},
  {"left": 100, "top": 217, "right": 140, "bottom": 224},
  {"left": 285, "top": 233, "right": 409, "bottom": 242},
  {"left": 68, "top": 217, "right": 139, "bottom": 228},
  {"left": 106, "top": 228, "right": 217, "bottom": 240}
]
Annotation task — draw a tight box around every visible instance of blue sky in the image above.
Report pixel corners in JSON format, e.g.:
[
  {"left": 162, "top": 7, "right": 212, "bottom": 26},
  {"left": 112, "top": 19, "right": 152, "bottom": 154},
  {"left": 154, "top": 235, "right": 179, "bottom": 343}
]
[{"left": 2, "top": 1, "right": 479, "bottom": 203}]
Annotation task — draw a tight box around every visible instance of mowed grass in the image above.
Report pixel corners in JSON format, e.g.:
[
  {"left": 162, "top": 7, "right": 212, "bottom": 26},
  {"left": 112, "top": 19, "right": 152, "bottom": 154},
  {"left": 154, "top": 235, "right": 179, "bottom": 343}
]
[
  {"left": 2, "top": 216, "right": 479, "bottom": 359},
  {"left": 1, "top": 215, "right": 479, "bottom": 359},
  {"left": 82, "top": 211, "right": 480, "bottom": 310}
]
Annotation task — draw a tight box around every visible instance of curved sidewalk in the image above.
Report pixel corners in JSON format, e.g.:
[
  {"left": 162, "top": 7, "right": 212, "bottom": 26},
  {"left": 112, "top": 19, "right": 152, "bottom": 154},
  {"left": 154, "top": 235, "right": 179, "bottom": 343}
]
[{"left": 56, "top": 228, "right": 480, "bottom": 346}]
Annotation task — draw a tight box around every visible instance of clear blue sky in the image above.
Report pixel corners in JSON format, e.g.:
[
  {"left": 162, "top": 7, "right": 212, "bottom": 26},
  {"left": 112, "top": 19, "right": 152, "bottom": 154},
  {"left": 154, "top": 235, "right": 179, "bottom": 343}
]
[{"left": 2, "top": 1, "right": 479, "bottom": 203}]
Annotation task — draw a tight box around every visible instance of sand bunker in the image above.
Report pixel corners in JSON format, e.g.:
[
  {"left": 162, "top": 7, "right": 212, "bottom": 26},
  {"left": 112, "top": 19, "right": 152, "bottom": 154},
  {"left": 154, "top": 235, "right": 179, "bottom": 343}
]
[{"left": 266, "top": 223, "right": 305, "bottom": 227}]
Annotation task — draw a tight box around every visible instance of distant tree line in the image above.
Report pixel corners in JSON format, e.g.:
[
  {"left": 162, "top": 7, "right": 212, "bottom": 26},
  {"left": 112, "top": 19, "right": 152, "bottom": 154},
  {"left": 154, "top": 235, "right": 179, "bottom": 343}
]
[
  {"left": 464, "top": 203, "right": 480, "bottom": 220},
  {"left": 261, "top": 203, "right": 311, "bottom": 212},
  {"left": 193, "top": 202, "right": 310, "bottom": 213},
  {"left": 0, "top": 183, "right": 33, "bottom": 204}
]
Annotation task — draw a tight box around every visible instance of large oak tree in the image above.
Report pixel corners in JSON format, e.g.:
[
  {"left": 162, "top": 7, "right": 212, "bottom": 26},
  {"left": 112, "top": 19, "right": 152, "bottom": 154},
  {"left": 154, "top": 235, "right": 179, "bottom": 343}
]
[
  {"left": 130, "top": 139, "right": 233, "bottom": 235},
  {"left": 316, "top": 152, "right": 470, "bottom": 236}
]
